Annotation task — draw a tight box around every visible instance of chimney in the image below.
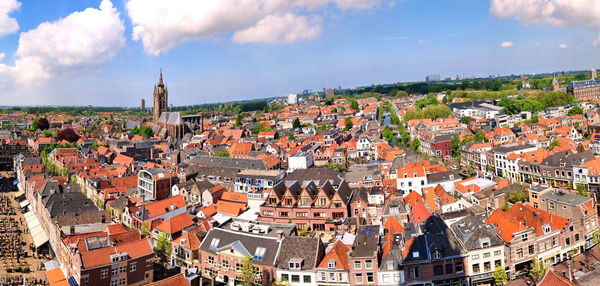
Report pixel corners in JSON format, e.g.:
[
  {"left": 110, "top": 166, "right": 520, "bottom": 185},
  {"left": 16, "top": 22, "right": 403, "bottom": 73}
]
[
  {"left": 101, "top": 214, "right": 106, "bottom": 223},
  {"left": 276, "top": 230, "right": 285, "bottom": 241}
]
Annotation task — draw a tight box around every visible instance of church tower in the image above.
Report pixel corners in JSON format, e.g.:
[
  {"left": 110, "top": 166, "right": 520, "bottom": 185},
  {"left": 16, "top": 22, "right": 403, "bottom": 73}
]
[{"left": 153, "top": 70, "right": 168, "bottom": 122}]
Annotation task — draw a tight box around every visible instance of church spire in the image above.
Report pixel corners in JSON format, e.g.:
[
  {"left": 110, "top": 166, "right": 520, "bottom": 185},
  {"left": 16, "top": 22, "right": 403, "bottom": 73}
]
[{"left": 159, "top": 69, "right": 164, "bottom": 86}]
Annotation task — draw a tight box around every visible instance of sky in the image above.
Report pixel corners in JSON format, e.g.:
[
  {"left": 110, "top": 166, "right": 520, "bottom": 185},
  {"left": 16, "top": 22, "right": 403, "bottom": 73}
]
[{"left": 0, "top": 0, "right": 600, "bottom": 107}]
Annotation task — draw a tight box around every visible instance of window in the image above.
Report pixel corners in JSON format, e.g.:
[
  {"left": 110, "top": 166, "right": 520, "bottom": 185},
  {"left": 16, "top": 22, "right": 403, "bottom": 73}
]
[
  {"left": 549, "top": 202, "right": 554, "bottom": 209},
  {"left": 575, "top": 233, "right": 580, "bottom": 241},
  {"left": 531, "top": 193, "right": 538, "bottom": 199},
  {"left": 455, "top": 262, "right": 464, "bottom": 273},
  {"left": 82, "top": 275, "right": 89, "bottom": 283},
  {"left": 119, "top": 266, "right": 126, "bottom": 274},
  {"left": 236, "top": 263, "right": 242, "bottom": 271},
  {"left": 129, "top": 262, "right": 136, "bottom": 272},
  {"left": 472, "top": 254, "right": 479, "bottom": 260},
  {"left": 222, "top": 260, "right": 229, "bottom": 268},
  {"left": 432, "top": 250, "right": 442, "bottom": 259},
  {"left": 565, "top": 237, "right": 571, "bottom": 246},
  {"left": 101, "top": 269, "right": 108, "bottom": 279},
  {"left": 366, "top": 272, "right": 374, "bottom": 283},
  {"left": 483, "top": 252, "right": 491, "bottom": 258},
  {"left": 516, "top": 248, "right": 523, "bottom": 258},
  {"left": 528, "top": 245, "right": 535, "bottom": 255},
  {"left": 542, "top": 224, "right": 551, "bottom": 233},
  {"left": 328, "top": 260, "right": 336, "bottom": 269},
  {"left": 303, "top": 276, "right": 311, "bottom": 283},
  {"left": 207, "top": 256, "right": 215, "bottom": 264},
  {"left": 409, "top": 267, "right": 420, "bottom": 278},
  {"left": 472, "top": 263, "right": 480, "bottom": 273},
  {"left": 484, "top": 262, "right": 491, "bottom": 272},
  {"left": 434, "top": 265, "right": 443, "bottom": 276},
  {"left": 445, "top": 264, "right": 453, "bottom": 274},
  {"left": 495, "top": 260, "right": 502, "bottom": 267},
  {"left": 209, "top": 238, "right": 220, "bottom": 250},
  {"left": 552, "top": 237, "right": 557, "bottom": 246},
  {"left": 111, "top": 267, "right": 119, "bottom": 276},
  {"left": 355, "top": 273, "right": 364, "bottom": 284},
  {"left": 494, "top": 250, "right": 501, "bottom": 256},
  {"left": 339, "top": 273, "right": 345, "bottom": 282},
  {"left": 297, "top": 212, "right": 308, "bottom": 217},
  {"left": 569, "top": 225, "right": 574, "bottom": 232},
  {"left": 354, "top": 261, "right": 362, "bottom": 270},
  {"left": 386, "top": 260, "right": 394, "bottom": 270},
  {"left": 281, "top": 274, "right": 289, "bottom": 282},
  {"left": 254, "top": 247, "right": 266, "bottom": 261},
  {"left": 365, "top": 260, "right": 373, "bottom": 269},
  {"left": 291, "top": 275, "right": 300, "bottom": 283},
  {"left": 382, "top": 274, "right": 390, "bottom": 283},
  {"left": 522, "top": 234, "right": 528, "bottom": 242},
  {"left": 320, "top": 273, "right": 326, "bottom": 281}
]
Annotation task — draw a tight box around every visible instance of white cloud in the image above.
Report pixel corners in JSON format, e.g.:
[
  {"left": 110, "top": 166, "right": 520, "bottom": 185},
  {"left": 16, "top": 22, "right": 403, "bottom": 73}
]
[
  {"left": 232, "top": 13, "right": 320, "bottom": 44},
  {"left": 3, "top": 0, "right": 125, "bottom": 84},
  {"left": 558, "top": 43, "right": 569, "bottom": 48},
  {"left": 0, "top": 52, "right": 5, "bottom": 61},
  {"left": 0, "top": 0, "right": 20, "bottom": 36},
  {"left": 490, "top": 0, "right": 600, "bottom": 29},
  {"left": 126, "top": 0, "right": 383, "bottom": 55},
  {"left": 501, "top": 41, "right": 513, "bottom": 48}
]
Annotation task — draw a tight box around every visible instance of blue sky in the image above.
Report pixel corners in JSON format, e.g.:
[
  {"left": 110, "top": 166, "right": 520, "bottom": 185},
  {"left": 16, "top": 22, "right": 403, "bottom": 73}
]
[{"left": 0, "top": 0, "right": 599, "bottom": 107}]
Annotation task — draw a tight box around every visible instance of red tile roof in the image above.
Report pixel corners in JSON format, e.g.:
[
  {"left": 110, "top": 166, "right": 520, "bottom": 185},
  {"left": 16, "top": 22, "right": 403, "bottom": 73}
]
[
  {"left": 317, "top": 240, "right": 350, "bottom": 269},
  {"left": 155, "top": 213, "right": 195, "bottom": 234}
]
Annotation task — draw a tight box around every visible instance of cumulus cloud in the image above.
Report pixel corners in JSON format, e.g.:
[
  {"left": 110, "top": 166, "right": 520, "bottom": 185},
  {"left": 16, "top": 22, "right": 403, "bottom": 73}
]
[
  {"left": 233, "top": 13, "right": 320, "bottom": 44},
  {"left": 0, "top": 0, "right": 20, "bottom": 36},
  {"left": 2, "top": 0, "right": 125, "bottom": 83},
  {"left": 490, "top": 0, "right": 600, "bottom": 29},
  {"left": 126, "top": 0, "right": 383, "bottom": 55},
  {"left": 558, "top": 43, "right": 569, "bottom": 48},
  {"left": 501, "top": 41, "right": 513, "bottom": 48}
]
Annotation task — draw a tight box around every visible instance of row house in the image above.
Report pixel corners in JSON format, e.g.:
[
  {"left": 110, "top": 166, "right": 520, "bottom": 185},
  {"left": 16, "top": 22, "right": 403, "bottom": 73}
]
[
  {"left": 493, "top": 144, "right": 537, "bottom": 178},
  {"left": 315, "top": 240, "right": 351, "bottom": 285},
  {"left": 460, "top": 142, "right": 492, "bottom": 172},
  {"left": 259, "top": 180, "right": 353, "bottom": 231},
  {"left": 401, "top": 216, "right": 469, "bottom": 286},
  {"left": 122, "top": 195, "right": 187, "bottom": 230},
  {"left": 348, "top": 225, "right": 381, "bottom": 285},
  {"left": 137, "top": 168, "right": 178, "bottom": 202},
  {"left": 487, "top": 203, "right": 569, "bottom": 278},
  {"left": 450, "top": 215, "right": 505, "bottom": 286},
  {"left": 197, "top": 220, "right": 296, "bottom": 286},
  {"left": 537, "top": 190, "right": 597, "bottom": 251},
  {"left": 274, "top": 236, "right": 325, "bottom": 286}
]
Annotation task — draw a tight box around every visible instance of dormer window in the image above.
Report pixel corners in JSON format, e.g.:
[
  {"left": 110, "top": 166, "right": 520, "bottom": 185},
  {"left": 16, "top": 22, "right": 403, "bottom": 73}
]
[
  {"left": 209, "top": 238, "right": 220, "bottom": 250},
  {"left": 542, "top": 224, "right": 551, "bottom": 234},
  {"left": 328, "top": 259, "right": 336, "bottom": 269},
  {"left": 254, "top": 247, "right": 266, "bottom": 261},
  {"left": 432, "top": 250, "right": 442, "bottom": 259},
  {"left": 289, "top": 258, "right": 303, "bottom": 270}
]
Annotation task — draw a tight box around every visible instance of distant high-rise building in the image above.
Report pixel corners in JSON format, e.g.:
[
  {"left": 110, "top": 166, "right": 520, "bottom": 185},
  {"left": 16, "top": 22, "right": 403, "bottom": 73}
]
[
  {"left": 324, "top": 88, "right": 335, "bottom": 97},
  {"left": 141, "top": 99, "right": 145, "bottom": 110},
  {"left": 287, "top": 93, "right": 298, "bottom": 105},
  {"left": 426, "top": 74, "right": 441, "bottom": 82},
  {"left": 589, "top": 69, "right": 597, "bottom": 79},
  {"left": 153, "top": 70, "right": 168, "bottom": 122}
]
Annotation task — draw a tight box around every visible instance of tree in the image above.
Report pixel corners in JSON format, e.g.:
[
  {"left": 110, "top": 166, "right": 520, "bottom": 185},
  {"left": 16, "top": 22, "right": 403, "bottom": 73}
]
[
  {"left": 567, "top": 106, "right": 584, "bottom": 116},
  {"left": 493, "top": 265, "right": 508, "bottom": 286},
  {"left": 288, "top": 133, "right": 296, "bottom": 141},
  {"left": 382, "top": 126, "right": 394, "bottom": 142},
  {"left": 32, "top": 117, "right": 50, "bottom": 130},
  {"left": 450, "top": 135, "right": 461, "bottom": 158},
  {"left": 216, "top": 151, "right": 230, "bottom": 157},
  {"left": 154, "top": 232, "right": 172, "bottom": 262},
  {"left": 235, "top": 114, "right": 243, "bottom": 127},
  {"left": 395, "top": 90, "right": 408, "bottom": 97},
  {"left": 240, "top": 256, "right": 258, "bottom": 286},
  {"left": 410, "top": 138, "right": 420, "bottom": 151},
  {"left": 459, "top": 117, "right": 472, "bottom": 124},
  {"left": 576, "top": 184, "right": 589, "bottom": 197},
  {"left": 529, "top": 260, "right": 547, "bottom": 281},
  {"left": 137, "top": 126, "right": 154, "bottom": 138},
  {"left": 400, "top": 130, "right": 411, "bottom": 147},
  {"left": 548, "top": 139, "right": 560, "bottom": 150},
  {"left": 508, "top": 189, "right": 528, "bottom": 203},
  {"left": 292, "top": 117, "right": 301, "bottom": 129},
  {"left": 56, "top": 128, "right": 80, "bottom": 142},
  {"left": 344, "top": 117, "right": 353, "bottom": 131},
  {"left": 350, "top": 100, "right": 360, "bottom": 112}
]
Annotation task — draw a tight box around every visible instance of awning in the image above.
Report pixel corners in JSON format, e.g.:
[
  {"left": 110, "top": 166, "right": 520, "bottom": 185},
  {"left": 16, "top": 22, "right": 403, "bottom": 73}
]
[
  {"left": 19, "top": 199, "right": 30, "bottom": 208},
  {"left": 14, "top": 189, "right": 25, "bottom": 198},
  {"left": 46, "top": 268, "right": 69, "bottom": 286},
  {"left": 24, "top": 211, "right": 49, "bottom": 248}
]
